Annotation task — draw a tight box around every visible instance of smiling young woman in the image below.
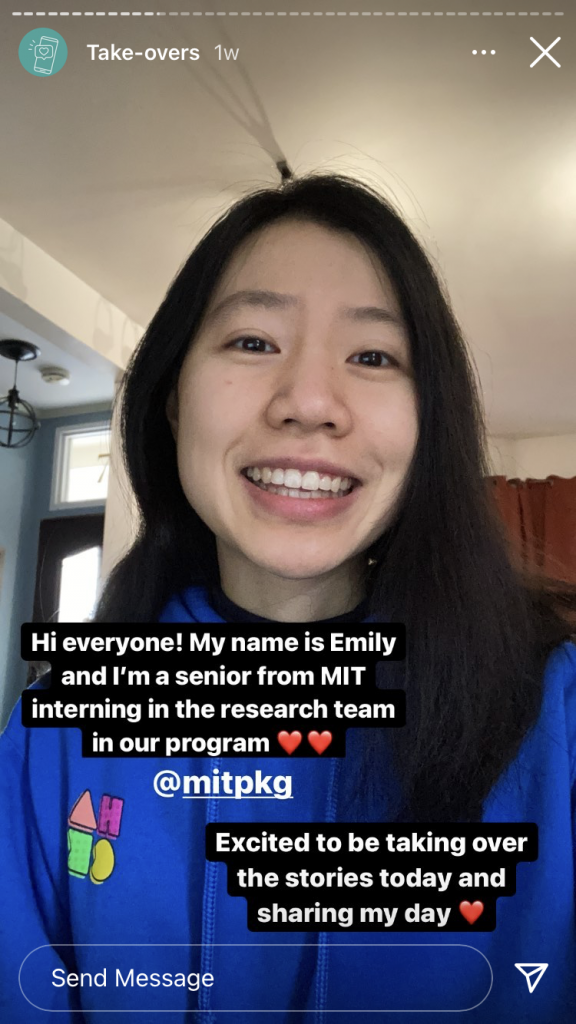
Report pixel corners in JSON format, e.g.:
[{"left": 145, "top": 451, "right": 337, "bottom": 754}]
[
  {"left": 96, "top": 173, "right": 575, "bottom": 822},
  {"left": 2, "top": 174, "right": 576, "bottom": 1023}
]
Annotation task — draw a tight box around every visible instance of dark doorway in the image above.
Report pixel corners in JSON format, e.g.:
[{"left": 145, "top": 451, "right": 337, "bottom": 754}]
[{"left": 32, "top": 515, "right": 105, "bottom": 623}]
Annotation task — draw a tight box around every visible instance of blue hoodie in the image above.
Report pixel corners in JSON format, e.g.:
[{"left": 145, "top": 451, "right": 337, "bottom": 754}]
[{"left": 1, "top": 585, "right": 575, "bottom": 1023}]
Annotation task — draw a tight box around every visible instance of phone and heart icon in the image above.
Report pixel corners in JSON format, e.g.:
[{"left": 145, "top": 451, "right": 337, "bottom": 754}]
[{"left": 33, "top": 36, "right": 58, "bottom": 75}]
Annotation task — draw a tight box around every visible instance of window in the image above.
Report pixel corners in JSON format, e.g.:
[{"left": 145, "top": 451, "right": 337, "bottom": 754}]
[
  {"left": 57, "top": 546, "right": 102, "bottom": 623},
  {"left": 51, "top": 423, "right": 111, "bottom": 510}
]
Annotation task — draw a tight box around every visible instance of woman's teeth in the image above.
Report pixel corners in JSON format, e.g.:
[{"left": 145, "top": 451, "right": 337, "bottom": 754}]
[{"left": 244, "top": 466, "right": 353, "bottom": 499}]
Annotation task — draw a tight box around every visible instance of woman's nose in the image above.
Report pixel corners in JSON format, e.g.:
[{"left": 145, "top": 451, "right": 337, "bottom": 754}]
[{"left": 264, "top": 347, "right": 353, "bottom": 436}]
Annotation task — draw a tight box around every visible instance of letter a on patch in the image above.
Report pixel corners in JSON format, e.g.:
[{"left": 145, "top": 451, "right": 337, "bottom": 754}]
[{"left": 68, "top": 790, "right": 98, "bottom": 832}]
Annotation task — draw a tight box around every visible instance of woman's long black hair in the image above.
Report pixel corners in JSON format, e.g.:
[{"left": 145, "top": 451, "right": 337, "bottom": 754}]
[{"left": 96, "top": 174, "right": 575, "bottom": 822}]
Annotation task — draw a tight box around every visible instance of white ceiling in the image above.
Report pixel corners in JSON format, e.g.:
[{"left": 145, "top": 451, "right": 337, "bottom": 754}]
[
  {"left": 0, "top": 309, "right": 115, "bottom": 412},
  {"left": 1, "top": 0, "right": 574, "bottom": 435}
]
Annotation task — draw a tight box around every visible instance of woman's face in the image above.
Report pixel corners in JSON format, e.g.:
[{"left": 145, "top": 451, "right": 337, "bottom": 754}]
[{"left": 168, "top": 219, "right": 418, "bottom": 593}]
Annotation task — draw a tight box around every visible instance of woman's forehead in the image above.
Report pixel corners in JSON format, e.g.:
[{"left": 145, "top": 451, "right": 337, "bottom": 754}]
[{"left": 209, "top": 218, "right": 401, "bottom": 314}]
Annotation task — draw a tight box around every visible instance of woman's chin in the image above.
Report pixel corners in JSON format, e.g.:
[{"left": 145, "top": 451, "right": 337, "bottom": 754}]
[{"left": 246, "top": 549, "right": 356, "bottom": 583}]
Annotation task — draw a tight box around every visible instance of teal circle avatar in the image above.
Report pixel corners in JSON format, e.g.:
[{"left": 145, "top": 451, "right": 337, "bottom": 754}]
[{"left": 19, "top": 28, "right": 68, "bottom": 77}]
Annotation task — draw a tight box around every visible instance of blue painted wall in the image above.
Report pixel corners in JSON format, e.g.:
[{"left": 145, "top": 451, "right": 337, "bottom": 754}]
[
  {"left": 0, "top": 440, "right": 35, "bottom": 727},
  {"left": 0, "top": 409, "right": 110, "bottom": 727}
]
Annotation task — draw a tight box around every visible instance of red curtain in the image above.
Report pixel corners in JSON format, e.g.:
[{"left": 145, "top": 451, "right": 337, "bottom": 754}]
[{"left": 489, "top": 476, "right": 576, "bottom": 584}]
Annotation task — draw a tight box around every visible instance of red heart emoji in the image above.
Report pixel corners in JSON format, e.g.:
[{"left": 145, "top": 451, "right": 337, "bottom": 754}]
[
  {"left": 308, "top": 731, "right": 333, "bottom": 755},
  {"left": 459, "top": 901, "right": 484, "bottom": 925},
  {"left": 277, "top": 731, "right": 302, "bottom": 755}
]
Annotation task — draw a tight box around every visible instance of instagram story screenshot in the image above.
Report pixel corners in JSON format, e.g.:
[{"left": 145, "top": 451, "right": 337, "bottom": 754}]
[{"left": 0, "top": 1, "right": 575, "bottom": 1021}]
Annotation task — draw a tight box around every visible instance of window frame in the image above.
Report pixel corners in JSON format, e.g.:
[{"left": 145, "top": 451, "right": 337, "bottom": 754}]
[{"left": 50, "top": 421, "right": 111, "bottom": 512}]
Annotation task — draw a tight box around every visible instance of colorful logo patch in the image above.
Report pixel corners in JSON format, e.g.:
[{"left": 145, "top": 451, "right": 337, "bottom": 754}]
[
  {"left": 19, "top": 28, "right": 68, "bottom": 76},
  {"left": 67, "top": 790, "right": 124, "bottom": 885}
]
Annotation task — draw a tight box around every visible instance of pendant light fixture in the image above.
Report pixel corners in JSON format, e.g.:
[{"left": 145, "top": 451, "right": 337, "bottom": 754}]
[{"left": 0, "top": 339, "right": 41, "bottom": 448}]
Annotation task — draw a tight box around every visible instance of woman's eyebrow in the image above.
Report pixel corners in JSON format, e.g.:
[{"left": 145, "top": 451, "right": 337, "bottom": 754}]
[
  {"left": 341, "top": 305, "right": 402, "bottom": 326},
  {"left": 205, "top": 290, "right": 402, "bottom": 328},
  {"left": 205, "top": 290, "right": 298, "bottom": 323}
]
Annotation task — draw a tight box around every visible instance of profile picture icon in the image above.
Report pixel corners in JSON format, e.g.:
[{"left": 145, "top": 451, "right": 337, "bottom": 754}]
[{"left": 19, "top": 28, "right": 68, "bottom": 77}]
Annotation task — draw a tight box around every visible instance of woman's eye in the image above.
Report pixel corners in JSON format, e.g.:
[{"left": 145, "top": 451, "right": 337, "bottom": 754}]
[
  {"left": 229, "top": 336, "right": 276, "bottom": 353},
  {"left": 349, "top": 351, "right": 398, "bottom": 368}
]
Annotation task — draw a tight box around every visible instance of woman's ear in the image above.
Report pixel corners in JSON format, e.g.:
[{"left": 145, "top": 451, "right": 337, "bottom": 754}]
[{"left": 166, "top": 389, "right": 179, "bottom": 440}]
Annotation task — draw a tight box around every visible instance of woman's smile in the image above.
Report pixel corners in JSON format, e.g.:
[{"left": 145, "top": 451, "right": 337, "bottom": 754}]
[
  {"left": 238, "top": 456, "right": 362, "bottom": 519},
  {"left": 239, "top": 465, "right": 362, "bottom": 522}
]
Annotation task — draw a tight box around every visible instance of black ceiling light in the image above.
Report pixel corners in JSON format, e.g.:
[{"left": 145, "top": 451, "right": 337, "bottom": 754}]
[{"left": 0, "top": 339, "right": 41, "bottom": 448}]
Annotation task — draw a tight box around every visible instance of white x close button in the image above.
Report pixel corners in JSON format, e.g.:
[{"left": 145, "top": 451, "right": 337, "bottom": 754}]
[{"left": 530, "top": 37, "right": 561, "bottom": 69}]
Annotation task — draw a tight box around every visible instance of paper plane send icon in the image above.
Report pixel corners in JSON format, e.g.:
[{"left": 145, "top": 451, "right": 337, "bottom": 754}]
[{"left": 514, "top": 964, "right": 549, "bottom": 993}]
